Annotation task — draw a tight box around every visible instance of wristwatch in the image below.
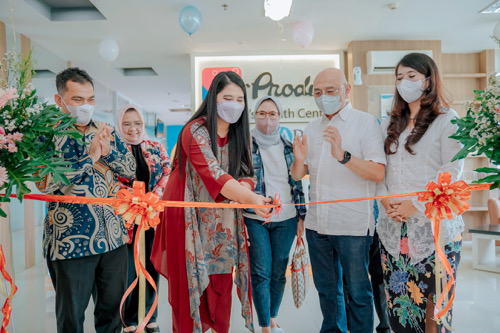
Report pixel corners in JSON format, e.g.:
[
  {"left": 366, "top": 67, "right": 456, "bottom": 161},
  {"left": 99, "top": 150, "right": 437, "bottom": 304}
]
[{"left": 339, "top": 150, "right": 351, "bottom": 164}]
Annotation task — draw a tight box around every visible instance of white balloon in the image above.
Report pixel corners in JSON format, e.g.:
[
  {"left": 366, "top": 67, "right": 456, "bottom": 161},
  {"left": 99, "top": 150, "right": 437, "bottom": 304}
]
[
  {"left": 99, "top": 39, "right": 119, "bottom": 62},
  {"left": 494, "top": 22, "right": 500, "bottom": 40}
]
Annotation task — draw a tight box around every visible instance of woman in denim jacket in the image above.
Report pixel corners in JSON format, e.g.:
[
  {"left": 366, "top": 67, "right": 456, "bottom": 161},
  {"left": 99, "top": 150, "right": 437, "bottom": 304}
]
[{"left": 243, "top": 96, "right": 306, "bottom": 333}]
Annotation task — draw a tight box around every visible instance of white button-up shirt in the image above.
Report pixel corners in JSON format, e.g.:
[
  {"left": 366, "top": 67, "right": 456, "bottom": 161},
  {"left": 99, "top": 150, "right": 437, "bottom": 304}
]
[{"left": 304, "top": 103, "right": 386, "bottom": 236}]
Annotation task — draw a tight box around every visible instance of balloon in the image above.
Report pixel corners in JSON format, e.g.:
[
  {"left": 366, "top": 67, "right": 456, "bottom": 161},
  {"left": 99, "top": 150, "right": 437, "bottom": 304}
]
[
  {"left": 99, "top": 39, "right": 119, "bottom": 62},
  {"left": 179, "top": 6, "right": 202, "bottom": 35},
  {"left": 293, "top": 21, "right": 315, "bottom": 48},
  {"left": 494, "top": 21, "right": 500, "bottom": 40}
]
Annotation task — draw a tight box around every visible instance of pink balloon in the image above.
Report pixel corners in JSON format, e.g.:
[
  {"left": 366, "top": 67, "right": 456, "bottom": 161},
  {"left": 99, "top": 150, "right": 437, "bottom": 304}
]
[{"left": 293, "top": 21, "right": 314, "bottom": 48}]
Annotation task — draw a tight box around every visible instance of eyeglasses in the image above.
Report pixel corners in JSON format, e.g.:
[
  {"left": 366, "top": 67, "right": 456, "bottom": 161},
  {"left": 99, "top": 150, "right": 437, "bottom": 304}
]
[
  {"left": 314, "top": 83, "right": 345, "bottom": 97},
  {"left": 255, "top": 111, "right": 279, "bottom": 120}
]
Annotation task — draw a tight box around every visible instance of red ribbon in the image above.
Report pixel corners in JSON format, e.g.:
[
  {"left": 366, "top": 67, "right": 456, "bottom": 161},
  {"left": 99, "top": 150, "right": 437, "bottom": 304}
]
[
  {"left": 114, "top": 182, "right": 163, "bottom": 333},
  {"left": 417, "top": 172, "right": 471, "bottom": 327},
  {"left": 0, "top": 245, "right": 17, "bottom": 333}
]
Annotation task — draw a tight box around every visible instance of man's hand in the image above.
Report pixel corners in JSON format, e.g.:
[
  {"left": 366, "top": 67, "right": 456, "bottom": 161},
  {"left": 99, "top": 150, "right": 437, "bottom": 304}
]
[
  {"left": 98, "top": 124, "right": 112, "bottom": 157},
  {"left": 293, "top": 134, "right": 308, "bottom": 163},
  {"left": 89, "top": 134, "right": 102, "bottom": 163},
  {"left": 322, "top": 125, "right": 344, "bottom": 161}
]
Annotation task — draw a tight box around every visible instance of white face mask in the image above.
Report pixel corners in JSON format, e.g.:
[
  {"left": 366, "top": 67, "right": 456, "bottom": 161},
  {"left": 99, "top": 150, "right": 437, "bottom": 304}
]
[
  {"left": 397, "top": 78, "right": 427, "bottom": 104},
  {"left": 217, "top": 101, "right": 245, "bottom": 124},
  {"left": 315, "top": 87, "right": 345, "bottom": 116},
  {"left": 60, "top": 96, "right": 95, "bottom": 126}
]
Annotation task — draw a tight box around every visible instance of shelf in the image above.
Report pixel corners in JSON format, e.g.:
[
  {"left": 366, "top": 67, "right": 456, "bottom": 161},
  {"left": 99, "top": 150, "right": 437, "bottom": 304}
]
[
  {"left": 450, "top": 100, "right": 469, "bottom": 105},
  {"left": 466, "top": 206, "right": 488, "bottom": 212},
  {"left": 443, "top": 73, "right": 487, "bottom": 79},
  {"left": 466, "top": 154, "right": 488, "bottom": 159}
]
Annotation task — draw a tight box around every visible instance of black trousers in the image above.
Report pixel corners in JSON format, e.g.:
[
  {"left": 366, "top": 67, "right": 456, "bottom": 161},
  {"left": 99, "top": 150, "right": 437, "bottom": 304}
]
[
  {"left": 123, "top": 226, "right": 160, "bottom": 326},
  {"left": 368, "top": 231, "right": 391, "bottom": 333},
  {"left": 47, "top": 245, "right": 128, "bottom": 333}
]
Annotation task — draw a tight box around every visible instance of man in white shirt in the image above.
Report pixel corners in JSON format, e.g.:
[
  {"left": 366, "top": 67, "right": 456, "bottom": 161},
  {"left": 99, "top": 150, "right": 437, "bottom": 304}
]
[{"left": 291, "top": 68, "right": 386, "bottom": 333}]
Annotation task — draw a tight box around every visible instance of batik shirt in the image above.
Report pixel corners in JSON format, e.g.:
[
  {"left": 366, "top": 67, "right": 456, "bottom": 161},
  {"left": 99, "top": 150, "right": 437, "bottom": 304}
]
[{"left": 36, "top": 121, "right": 136, "bottom": 261}]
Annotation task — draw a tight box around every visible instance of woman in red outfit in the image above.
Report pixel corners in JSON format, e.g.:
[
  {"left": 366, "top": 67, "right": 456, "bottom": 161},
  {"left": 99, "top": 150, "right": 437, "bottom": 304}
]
[{"left": 151, "top": 71, "right": 272, "bottom": 333}]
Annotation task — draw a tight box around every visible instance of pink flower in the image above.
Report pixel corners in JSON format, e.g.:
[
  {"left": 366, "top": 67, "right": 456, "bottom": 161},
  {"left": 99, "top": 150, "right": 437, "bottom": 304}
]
[
  {"left": 7, "top": 143, "right": 17, "bottom": 153},
  {"left": 0, "top": 166, "right": 7, "bottom": 187},
  {"left": 495, "top": 107, "right": 500, "bottom": 114},
  {"left": 400, "top": 237, "right": 409, "bottom": 255},
  {"left": 0, "top": 127, "right": 5, "bottom": 135},
  {"left": 12, "top": 132, "right": 23, "bottom": 141},
  {"left": 0, "top": 88, "right": 18, "bottom": 108}
]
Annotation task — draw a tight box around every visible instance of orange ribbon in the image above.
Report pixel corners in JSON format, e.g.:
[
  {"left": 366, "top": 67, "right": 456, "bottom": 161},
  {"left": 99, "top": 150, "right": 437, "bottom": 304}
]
[
  {"left": 0, "top": 245, "right": 17, "bottom": 333},
  {"left": 114, "top": 182, "right": 163, "bottom": 333},
  {"left": 416, "top": 172, "right": 472, "bottom": 328},
  {"left": 1, "top": 176, "right": 493, "bottom": 331}
]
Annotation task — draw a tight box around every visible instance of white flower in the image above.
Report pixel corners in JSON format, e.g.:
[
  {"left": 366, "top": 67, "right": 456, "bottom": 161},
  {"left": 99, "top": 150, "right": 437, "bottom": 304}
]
[{"left": 0, "top": 166, "right": 8, "bottom": 187}]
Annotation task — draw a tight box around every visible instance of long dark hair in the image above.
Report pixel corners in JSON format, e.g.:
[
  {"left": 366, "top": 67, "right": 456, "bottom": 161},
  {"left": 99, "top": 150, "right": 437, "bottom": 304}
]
[
  {"left": 174, "top": 71, "right": 254, "bottom": 178},
  {"left": 384, "top": 53, "right": 449, "bottom": 155}
]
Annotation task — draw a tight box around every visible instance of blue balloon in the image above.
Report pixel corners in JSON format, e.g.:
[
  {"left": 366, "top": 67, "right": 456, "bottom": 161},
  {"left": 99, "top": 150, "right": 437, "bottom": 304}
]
[{"left": 179, "top": 6, "right": 202, "bottom": 35}]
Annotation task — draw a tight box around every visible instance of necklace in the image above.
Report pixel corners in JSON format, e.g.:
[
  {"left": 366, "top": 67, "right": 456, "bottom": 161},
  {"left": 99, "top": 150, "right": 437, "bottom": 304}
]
[{"left": 409, "top": 116, "right": 416, "bottom": 120}]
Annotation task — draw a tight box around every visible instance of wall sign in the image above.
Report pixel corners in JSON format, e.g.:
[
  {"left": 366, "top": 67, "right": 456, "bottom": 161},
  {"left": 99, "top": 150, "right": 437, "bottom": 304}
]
[{"left": 193, "top": 54, "right": 343, "bottom": 127}]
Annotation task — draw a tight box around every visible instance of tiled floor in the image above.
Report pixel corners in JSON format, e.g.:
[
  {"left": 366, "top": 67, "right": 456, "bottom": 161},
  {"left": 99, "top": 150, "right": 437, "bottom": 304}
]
[{"left": 3, "top": 227, "right": 500, "bottom": 333}]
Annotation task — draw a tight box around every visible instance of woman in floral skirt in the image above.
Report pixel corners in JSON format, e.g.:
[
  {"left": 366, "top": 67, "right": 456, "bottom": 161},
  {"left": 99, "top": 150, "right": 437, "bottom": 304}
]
[{"left": 377, "top": 53, "right": 464, "bottom": 333}]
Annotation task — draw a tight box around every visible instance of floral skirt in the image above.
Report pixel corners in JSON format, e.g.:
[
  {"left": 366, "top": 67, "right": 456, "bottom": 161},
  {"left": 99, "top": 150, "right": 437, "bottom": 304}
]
[{"left": 380, "top": 222, "right": 462, "bottom": 333}]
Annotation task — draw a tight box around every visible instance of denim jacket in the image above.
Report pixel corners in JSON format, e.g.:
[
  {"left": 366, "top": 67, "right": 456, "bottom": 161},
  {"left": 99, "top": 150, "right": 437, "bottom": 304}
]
[{"left": 244, "top": 136, "right": 306, "bottom": 220}]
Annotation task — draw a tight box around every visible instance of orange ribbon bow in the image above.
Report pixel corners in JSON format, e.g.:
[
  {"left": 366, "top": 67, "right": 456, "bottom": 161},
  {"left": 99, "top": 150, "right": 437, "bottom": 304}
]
[
  {"left": 113, "top": 182, "right": 163, "bottom": 231},
  {"left": 114, "top": 182, "right": 162, "bottom": 333}
]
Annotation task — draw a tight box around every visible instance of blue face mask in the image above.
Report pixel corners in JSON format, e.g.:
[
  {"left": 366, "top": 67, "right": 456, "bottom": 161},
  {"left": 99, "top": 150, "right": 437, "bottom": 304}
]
[
  {"left": 217, "top": 101, "right": 245, "bottom": 124},
  {"left": 315, "top": 85, "right": 345, "bottom": 115}
]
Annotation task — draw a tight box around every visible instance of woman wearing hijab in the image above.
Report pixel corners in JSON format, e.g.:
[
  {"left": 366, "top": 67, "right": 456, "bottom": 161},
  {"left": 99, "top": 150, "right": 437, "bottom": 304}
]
[
  {"left": 151, "top": 71, "right": 272, "bottom": 333},
  {"left": 243, "top": 96, "right": 306, "bottom": 333},
  {"left": 116, "top": 104, "right": 171, "bottom": 333}
]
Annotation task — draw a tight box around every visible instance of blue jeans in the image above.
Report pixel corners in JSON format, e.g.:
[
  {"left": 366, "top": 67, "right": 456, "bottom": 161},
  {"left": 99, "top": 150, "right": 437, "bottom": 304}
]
[
  {"left": 244, "top": 217, "right": 297, "bottom": 327},
  {"left": 306, "top": 229, "right": 373, "bottom": 333}
]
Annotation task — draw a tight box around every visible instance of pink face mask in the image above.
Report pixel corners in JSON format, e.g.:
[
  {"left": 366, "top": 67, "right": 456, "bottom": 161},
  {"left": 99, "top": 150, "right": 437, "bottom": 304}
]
[{"left": 256, "top": 117, "right": 279, "bottom": 135}]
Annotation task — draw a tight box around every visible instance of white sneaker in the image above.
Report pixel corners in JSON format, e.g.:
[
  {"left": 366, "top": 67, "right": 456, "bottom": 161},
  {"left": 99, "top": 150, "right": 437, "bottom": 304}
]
[{"left": 271, "top": 327, "right": 284, "bottom": 333}]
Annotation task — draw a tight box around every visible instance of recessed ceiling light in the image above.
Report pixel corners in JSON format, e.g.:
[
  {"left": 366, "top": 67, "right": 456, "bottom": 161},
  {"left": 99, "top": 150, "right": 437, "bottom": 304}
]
[
  {"left": 25, "top": 0, "right": 106, "bottom": 21},
  {"left": 120, "top": 67, "right": 158, "bottom": 77},
  {"left": 480, "top": 0, "right": 500, "bottom": 13}
]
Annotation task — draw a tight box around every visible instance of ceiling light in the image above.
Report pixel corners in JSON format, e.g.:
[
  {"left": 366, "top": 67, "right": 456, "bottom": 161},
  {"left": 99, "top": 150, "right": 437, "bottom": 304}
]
[
  {"left": 264, "top": 0, "right": 293, "bottom": 21},
  {"left": 480, "top": 0, "right": 500, "bottom": 13}
]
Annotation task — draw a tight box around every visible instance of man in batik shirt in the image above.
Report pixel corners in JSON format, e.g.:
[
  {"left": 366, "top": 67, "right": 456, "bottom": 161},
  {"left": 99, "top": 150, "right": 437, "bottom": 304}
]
[{"left": 36, "top": 67, "right": 136, "bottom": 333}]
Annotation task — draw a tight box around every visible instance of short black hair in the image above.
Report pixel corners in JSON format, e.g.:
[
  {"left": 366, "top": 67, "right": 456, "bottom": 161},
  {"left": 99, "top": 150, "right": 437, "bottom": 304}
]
[{"left": 56, "top": 67, "right": 94, "bottom": 94}]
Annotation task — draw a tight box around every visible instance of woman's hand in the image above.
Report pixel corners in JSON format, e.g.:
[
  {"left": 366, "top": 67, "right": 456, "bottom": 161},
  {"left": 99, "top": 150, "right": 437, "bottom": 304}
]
[
  {"left": 252, "top": 194, "right": 272, "bottom": 219},
  {"left": 380, "top": 198, "right": 393, "bottom": 211},
  {"left": 385, "top": 200, "right": 418, "bottom": 222},
  {"left": 296, "top": 218, "right": 305, "bottom": 238}
]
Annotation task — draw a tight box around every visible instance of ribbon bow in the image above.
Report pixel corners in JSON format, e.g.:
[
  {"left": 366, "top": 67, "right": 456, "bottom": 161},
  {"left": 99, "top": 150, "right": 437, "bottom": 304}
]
[
  {"left": 417, "top": 172, "right": 471, "bottom": 329},
  {"left": 418, "top": 172, "right": 471, "bottom": 221},
  {"left": 114, "top": 182, "right": 162, "bottom": 333},
  {"left": 113, "top": 182, "right": 163, "bottom": 230}
]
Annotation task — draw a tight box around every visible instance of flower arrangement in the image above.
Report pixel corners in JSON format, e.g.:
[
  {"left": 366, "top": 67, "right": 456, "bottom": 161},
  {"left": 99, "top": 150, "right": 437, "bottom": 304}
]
[
  {"left": 0, "top": 50, "right": 82, "bottom": 217},
  {"left": 451, "top": 73, "right": 500, "bottom": 190}
]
